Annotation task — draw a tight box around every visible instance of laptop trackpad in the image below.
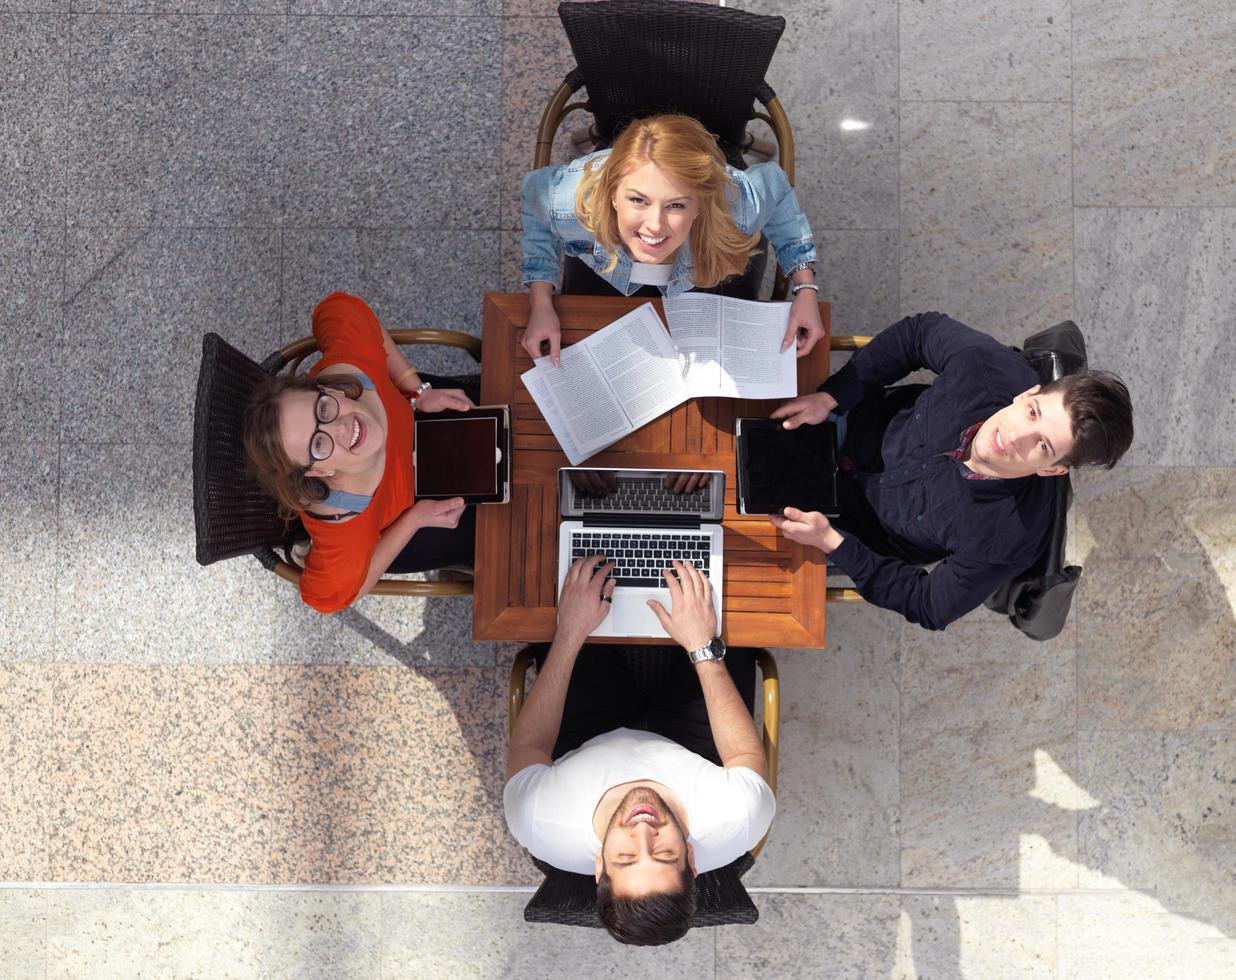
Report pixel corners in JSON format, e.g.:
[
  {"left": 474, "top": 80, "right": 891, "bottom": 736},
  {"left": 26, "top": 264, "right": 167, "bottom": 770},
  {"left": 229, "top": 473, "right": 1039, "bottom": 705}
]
[{"left": 614, "top": 593, "right": 669, "bottom": 638}]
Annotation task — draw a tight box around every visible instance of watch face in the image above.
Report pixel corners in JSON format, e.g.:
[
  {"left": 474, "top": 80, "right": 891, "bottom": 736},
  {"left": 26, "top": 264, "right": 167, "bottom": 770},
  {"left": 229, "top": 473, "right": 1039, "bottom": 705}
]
[{"left": 708, "top": 637, "right": 726, "bottom": 661}]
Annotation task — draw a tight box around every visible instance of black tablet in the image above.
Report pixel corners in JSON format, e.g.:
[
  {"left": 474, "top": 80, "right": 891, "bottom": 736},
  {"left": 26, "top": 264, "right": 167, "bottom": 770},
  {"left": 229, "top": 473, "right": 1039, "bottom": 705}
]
[
  {"left": 413, "top": 406, "right": 511, "bottom": 505},
  {"left": 735, "top": 417, "right": 839, "bottom": 517}
]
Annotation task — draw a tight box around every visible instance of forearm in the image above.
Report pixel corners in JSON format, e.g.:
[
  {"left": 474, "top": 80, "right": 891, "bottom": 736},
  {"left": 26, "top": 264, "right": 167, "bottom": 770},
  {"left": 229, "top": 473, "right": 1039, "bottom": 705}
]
[
  {"left": 380, "top": 326, "right": 422, "bottom": 394},
  {"left": 696, "top": 660, "right": 767, "bottom": 779},
  {"left": 356, "top": 510, "right": 421, "bottom": 598},
  {"left": 528, "top": 280, "right": 555, "bottom": 309},
  {"left": 508, "top": 632, "right": 583, "bottom": 762}
]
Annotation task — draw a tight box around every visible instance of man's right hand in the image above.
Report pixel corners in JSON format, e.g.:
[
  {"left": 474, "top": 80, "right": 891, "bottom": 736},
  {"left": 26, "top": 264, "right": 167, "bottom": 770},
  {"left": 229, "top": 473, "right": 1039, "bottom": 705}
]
[
  {"left": 521, "top": 302, "right": 562, "bottom": 368},
  {"left": 769, "top": 390, "right": 838, "bottom": 430},
  {"left": 647, "top": 559, "right": 717, "bottom": 653}
]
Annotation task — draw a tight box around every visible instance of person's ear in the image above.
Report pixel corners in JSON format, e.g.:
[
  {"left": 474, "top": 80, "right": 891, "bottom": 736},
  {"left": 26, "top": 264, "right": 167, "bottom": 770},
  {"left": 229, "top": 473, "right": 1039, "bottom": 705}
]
[
  {"left": 1036, "top": 464, "right": 1069, "bottom": 478},
  {"left": 1013, "top": 383, "right": 1042, "bottom": 403},
  {"left": 595, "top": 851, "right": 604, "bottom": 883}
]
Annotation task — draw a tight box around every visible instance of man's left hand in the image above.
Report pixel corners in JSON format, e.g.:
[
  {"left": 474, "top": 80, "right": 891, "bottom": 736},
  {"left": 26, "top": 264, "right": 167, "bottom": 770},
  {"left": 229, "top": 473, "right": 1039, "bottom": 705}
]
[
  {"left": 781, "top": 291, "right": 825, "bottom": 357},
  {"left": 770, "top": 506, "right": 844, "bottom": 554},
  {"left": 556, "top": 554, "right": 616, "bottom": 645}
]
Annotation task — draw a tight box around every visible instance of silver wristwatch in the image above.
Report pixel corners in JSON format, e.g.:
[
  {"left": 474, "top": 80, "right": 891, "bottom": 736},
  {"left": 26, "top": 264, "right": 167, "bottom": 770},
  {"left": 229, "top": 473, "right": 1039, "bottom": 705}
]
[{"left": 687, "top": 637, "right": 726, "bottom": 664}]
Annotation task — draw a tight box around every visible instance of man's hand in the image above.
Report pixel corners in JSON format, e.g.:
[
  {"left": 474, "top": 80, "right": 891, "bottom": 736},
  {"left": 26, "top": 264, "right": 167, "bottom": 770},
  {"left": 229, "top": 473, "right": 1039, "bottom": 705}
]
[
  {"left": 769, "top": 506, "right": 845, "bottom": 554},
  {"left": 769, "top": 390, "right": 838, "bottom": 430},
  {"left": 557, "top": 554, "right": 616, "bottom": 645},
  {"left": 647, "top": 559, "right": 717, "bottom": 652},
  {"left": 664, "top": 471, "right": 711, "bottom": 495},
  {"left": 415, "top": 388, "right": 474, "bottom": 414},
  {"left": 781, "top": 290, "right": 826, "bottom": 357},
  {"left": 521, "top": 303, "right": 562, "bottom": 367}
]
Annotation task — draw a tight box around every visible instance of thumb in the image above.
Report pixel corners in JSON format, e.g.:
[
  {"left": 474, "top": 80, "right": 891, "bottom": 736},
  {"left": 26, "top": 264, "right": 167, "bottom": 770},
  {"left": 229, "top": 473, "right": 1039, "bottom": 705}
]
[
  {"left": 646, "top": 599, "right": 672, "bottom": 631},
  {"left": 780, "top": 323, "right": 795, "bottom": 353},
  {"left": 782, "top": 506, "right": 805, "bottom": 522}
]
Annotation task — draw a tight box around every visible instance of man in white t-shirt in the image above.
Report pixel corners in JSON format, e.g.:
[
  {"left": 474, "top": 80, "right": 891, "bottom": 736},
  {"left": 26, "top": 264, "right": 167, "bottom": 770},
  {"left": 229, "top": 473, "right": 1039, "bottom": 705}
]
[{"left": 504, "top": 555, "right": 776, "bottom": 946}]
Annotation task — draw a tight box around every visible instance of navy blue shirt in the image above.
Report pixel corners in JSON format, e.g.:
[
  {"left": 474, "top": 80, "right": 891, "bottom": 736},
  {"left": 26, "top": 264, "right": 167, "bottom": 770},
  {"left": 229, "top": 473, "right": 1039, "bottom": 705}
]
[{"left": 820, "top": 312, "right": 1058, "bottom": 630}]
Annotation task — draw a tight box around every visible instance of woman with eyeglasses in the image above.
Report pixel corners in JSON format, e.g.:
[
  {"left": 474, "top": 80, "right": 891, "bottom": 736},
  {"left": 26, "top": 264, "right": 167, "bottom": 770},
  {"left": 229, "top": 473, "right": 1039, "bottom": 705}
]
[{"left": 243, "top": 291, "right": 476, "bottom": 613}]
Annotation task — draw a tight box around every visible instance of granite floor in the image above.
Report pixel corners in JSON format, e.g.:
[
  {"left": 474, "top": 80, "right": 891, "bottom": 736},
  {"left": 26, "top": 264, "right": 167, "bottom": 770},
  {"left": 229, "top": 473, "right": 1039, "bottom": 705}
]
[{"left": 2, "top": 0, "right": 1235, "bottom": 976}]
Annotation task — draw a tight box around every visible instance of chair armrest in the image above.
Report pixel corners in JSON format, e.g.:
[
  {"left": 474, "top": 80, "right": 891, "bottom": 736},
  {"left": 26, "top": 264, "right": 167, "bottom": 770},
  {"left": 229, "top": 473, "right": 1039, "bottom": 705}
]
[
  {"left": 751, "top": 649, "right": 779, "bottom": 858},
  {"left": 508, "top": 648, "right": 536, "bottom": 738}
]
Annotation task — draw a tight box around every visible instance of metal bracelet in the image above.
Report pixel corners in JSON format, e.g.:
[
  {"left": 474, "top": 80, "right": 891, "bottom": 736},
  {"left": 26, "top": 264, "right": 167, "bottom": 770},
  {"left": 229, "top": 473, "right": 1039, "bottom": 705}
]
[{"left": 791, "top": 281, "right": 821, "bottom": 296}]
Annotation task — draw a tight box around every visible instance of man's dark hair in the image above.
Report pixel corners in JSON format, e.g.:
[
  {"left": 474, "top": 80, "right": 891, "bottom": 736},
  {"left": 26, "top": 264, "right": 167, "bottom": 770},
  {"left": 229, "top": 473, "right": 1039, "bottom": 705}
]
[
  {"left": 595, "top": 864, "right": 696, "bottom": 946},
  {"left": 1041, "top": 369, "right": 1133, "bottom": 469}
]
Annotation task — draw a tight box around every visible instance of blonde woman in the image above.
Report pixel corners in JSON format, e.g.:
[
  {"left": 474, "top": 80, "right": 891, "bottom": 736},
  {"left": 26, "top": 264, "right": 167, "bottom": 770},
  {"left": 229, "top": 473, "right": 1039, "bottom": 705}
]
[{"left": 520, "top": 114, "right": 822, "bottom": 367}]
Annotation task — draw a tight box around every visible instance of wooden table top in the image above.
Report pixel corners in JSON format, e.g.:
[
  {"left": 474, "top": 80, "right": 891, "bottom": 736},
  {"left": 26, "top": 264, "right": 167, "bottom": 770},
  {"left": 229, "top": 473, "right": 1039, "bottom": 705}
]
[{"left": 473, "top": 293, "right": 830, "bottom": 648}]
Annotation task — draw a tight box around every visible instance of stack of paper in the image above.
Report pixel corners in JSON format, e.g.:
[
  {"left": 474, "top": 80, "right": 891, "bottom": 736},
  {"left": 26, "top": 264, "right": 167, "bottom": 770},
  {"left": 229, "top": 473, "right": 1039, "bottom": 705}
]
[{"left": 521, "top": 295, "right": 797, "bottom": 466}]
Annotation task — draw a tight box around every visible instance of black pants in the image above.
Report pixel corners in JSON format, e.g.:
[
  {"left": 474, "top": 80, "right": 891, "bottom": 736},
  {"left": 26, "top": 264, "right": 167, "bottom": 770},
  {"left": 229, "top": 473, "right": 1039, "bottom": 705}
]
[
  {"left": 388, "top": 372, "right": 480, "bottom": 574},
  {"left": 533, "top": 644, "right": 758, "bottom": 765}
]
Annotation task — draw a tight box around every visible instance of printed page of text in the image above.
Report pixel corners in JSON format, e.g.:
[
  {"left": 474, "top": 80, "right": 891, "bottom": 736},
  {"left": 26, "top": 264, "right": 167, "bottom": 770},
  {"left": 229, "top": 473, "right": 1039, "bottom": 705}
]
[
  {"left": 583, "top": 303, "right": 688, "bottom": 428},
  {"left": 717, "top": 296, "right": 797, "bottom": 399},
  {"left": 664, "top": 293, "right": 723, "bottom": 398},
  {"left": 521, "top": 342, "right": 631, "bottom": 465}
]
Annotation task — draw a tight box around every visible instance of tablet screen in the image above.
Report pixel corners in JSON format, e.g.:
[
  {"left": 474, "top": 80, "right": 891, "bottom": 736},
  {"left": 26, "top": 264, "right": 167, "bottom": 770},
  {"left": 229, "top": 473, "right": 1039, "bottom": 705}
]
[
  {"left": 739, "top": 419, "right": 838, "bottom": 516},
  {"left": 414, "top": 417, "right": 497, "bottom": 496}
]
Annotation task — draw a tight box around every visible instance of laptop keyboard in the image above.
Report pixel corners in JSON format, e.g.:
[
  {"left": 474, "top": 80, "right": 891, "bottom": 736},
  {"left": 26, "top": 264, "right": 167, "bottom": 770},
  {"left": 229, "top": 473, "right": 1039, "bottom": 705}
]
[
  {"left": 570, "top": 530, "right": 712, "bottom": 588},
  {"left": 574, "top": 477, "right": 708, "bottom": 515}
]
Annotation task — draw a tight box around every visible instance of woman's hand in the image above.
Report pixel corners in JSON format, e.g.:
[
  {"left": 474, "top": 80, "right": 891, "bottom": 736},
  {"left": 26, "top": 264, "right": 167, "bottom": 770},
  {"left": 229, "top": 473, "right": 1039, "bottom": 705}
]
[
  {"left": 415, "top": 388, "right": 474, "bottom": 414},
  {"left": 783, "top": 289, "right": 825, "bottom": 357},
  {"left": 769, "top": 390, "right": 838, "bottom": 430},
  {"left": 556, "top": 555, "right": 616, "bottom": 645},
  {"left": 408, "top": 496, "right": 467, "bottom": 532},
  {"left": 522, "top": 300, "right": 562, "bottom": 368}
]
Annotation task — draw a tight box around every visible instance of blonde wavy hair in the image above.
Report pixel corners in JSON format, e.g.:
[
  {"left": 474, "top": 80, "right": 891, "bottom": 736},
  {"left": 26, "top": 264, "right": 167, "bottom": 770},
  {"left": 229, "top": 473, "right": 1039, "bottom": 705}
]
[{"left": 574, "top": 115, "right": 761, "bottom": 289}]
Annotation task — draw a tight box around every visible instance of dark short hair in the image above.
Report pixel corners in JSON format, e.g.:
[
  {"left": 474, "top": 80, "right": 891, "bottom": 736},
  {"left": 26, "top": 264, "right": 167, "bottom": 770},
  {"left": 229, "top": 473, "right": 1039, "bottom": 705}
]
[
  {"left": 1041, "top": 370, "right": 1133, "bottom": 469},
  {"left": 595, "top": 865, "right": 696, "bottom": 946}
]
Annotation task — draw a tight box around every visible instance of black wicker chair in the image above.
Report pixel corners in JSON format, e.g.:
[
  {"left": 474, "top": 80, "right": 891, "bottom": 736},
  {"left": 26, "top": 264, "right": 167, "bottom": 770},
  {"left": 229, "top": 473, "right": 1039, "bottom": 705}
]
[
  {"left": 537, "top": 0, "right": 795, "bottom": 301},
  {"left": 193, "top": 328, "right": 481, "bottom": 598},
  {"left": 825, "top": 322, "right": 1089, "bottom": 642},
  {"left": 507, "top": 645, "right": 779, "bottom": 928}
]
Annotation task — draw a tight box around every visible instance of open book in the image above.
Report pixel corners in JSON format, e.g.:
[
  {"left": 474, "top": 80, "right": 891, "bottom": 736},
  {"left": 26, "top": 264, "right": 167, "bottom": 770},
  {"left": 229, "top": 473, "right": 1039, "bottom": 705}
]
[{"left": 521, "top": 297, "right": 797, "bottom": 465}]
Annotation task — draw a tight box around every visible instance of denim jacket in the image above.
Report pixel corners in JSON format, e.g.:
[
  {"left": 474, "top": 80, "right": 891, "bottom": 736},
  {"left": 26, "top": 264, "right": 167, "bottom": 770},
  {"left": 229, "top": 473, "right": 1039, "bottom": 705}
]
[{"left": 520, "top": 150, "right": 817, "bottom": 298}]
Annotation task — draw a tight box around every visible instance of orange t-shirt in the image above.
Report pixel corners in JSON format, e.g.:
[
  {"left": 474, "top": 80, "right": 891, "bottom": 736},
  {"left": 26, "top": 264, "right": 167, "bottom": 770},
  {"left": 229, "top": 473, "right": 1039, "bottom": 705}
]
[{"left": 299, "top": 292, "right": 415, "bottom": 613}]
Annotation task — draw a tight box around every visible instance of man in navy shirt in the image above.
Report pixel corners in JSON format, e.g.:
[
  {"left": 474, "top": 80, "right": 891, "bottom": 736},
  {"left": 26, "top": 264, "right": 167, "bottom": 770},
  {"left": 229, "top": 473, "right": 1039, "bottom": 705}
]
[{"left": 769, "top": 312, "right": 1134, "bottom": 631}]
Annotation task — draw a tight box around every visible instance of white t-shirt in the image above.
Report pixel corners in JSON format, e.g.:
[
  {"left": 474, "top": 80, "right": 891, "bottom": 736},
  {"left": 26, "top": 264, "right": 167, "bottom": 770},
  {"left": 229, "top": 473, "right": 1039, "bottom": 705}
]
[
  {"left": 629, "top": 261, "right": 674, "bottom": 286},
  {"left": 503, "top": 728, "right": 775, "bottom": 875}
]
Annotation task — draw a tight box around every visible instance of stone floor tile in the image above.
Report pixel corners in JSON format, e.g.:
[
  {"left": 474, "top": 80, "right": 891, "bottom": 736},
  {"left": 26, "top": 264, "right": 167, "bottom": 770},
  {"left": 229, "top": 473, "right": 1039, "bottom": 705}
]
[
  {"left": 284, "top": 17, "right": 498, "bottom": 228},
  {"left": 1074, "top": 0, "right": 1236, "bottom": 206},
  {"left": 268, "top": 665, "right": 506, "bottom": 884},
  {"left": 380, "top": 891, "right": 715, "bottom": 977},
  {"left": 71, "top": 0, "right": 280, "bottom": 11},
  {"left": 0, "top": 890, "right": 47, "bottom": 978},
  {"left": 280, "top": 229, "right": 497, "bottom": 379},
  {"left": 499, "top": 17, "right": 579, "bottom": 231},
  {"left": 900, "top": 0, "right": 1070, "bottom": 102},
  {"left": 747, "top": 719, "right": 899, "bottom": 886},
  {"left": 814, "top": 229, "right": 899, "bottom": 337},
  {"left": 1057, "top": 891, "right": 1236, "bottom": 980},
  {"left": 1072, "top": 465, "right": 1236, "bottom": 563},
  {"left": 504, "top": 0, "right": 717, "bottom": 14},
  {"left": 901, "top": 894, "right": 1057, "bottom": 980},
  {"left": 62, "top": 226, "right": 282, "bottom": 446},
  {"left": 902, "top": 612, "right": 1076, "bottom": 737},
  {"left": 68, "top": 16, "right": 283, "bottom": 225},
  {"left": 50, "top": 666, "right": 275, "bottom": 882},
  {"left": 1076, "top": 556, "right": 1236, "bottom": 732},
  {"left": 257, "top": 891, "right": 383, "bottom": 979},
  {"left": 901, "top": 729, "right": 1078, "bottom": 889},
  {"left": 271, "top": 592, "right": 508, "bottom": 668},
  {"left": 292, "top": 0, "right": 492, "bottom": 12},
  {"left": 900, "top": 101, "right": 1071, "bottom": 345},
  {"left": 0, "top": 667, "right": 53, "bottom": 881},
  {"left": 1075, "top": 207, "right": 1236, "bottom": 466},
  {"left": 56, "top": 442, "right": 277, "bottom": 664},
  {"left": 1, "top": 447, "right": 59, "bottom": 662},
  {"left": 714, "top": 893, "right": 901, "bottom": 979},
  {"left": 1077, "top": 731, "right": 1236, "bottom": 936},
  {"left": 0, "top": 15, "right": 66, "bottom": 223},
  {"left": 0, "top": 227, "right": 63, "bottom": 446}
]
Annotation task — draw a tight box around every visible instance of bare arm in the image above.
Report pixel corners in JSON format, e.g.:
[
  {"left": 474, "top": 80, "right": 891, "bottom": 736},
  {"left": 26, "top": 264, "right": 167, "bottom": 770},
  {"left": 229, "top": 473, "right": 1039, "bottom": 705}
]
[
  {"left": 352, "top": 498, "right": 467, "bottom": 600},
  {"left": 647, "top": 560, "right": 769, "bottom": 779},
  {"left": 505, "top": 556, "right": 616, "bottom": 779}
]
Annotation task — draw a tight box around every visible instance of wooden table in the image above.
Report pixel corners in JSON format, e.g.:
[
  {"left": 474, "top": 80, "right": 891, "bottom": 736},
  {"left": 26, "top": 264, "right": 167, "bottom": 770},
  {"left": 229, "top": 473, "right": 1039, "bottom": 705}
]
[{"left": 473, "top": 293, "right": 830, "bottom": 648}]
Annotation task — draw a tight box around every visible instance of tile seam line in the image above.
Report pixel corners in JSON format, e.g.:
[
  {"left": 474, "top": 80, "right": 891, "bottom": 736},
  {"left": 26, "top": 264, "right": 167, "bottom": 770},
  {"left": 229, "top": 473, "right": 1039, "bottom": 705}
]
[
  {"left": 0, "top": 882, "right": 1147, "bottom": 897},
  {"left": 57, "top": 10, "right": 510, "bottom": 17}
]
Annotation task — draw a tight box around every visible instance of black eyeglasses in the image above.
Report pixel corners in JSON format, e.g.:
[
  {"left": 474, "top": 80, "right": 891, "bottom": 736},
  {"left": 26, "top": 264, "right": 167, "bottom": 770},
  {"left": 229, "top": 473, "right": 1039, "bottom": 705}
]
[{"left": 307, "top": 390, "right": 341, "bottom": 465}]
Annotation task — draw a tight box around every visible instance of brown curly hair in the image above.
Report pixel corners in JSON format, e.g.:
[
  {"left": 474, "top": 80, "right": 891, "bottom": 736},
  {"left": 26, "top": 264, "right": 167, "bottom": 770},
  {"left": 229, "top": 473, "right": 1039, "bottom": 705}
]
[{"left": 243, "top": 372, "right": 365, "bottom": 520}]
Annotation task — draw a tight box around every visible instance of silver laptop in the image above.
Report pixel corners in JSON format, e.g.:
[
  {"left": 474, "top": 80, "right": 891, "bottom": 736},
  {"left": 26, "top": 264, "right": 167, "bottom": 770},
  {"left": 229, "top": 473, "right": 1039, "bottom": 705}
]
[{"left": 556, "top": 467, "right": 725, "bottom": 639}]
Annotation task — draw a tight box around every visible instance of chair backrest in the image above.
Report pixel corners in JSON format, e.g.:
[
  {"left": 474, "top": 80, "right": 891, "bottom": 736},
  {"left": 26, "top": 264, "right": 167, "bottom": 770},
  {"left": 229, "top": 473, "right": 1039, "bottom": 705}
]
[
  {"left": 557, "top": 0, "right": 786, "bottom": 156},
  {"left": 525, "top": 853, "right": 758, "bottom": 928},
  {"left": 193, "top": 332, "right": 294, "bottom": 565}
]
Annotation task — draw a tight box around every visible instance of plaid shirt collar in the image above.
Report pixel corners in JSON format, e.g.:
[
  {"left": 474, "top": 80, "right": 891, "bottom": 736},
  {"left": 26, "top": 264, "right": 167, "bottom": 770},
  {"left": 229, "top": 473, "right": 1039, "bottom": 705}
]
[{"left": 944, "top": 421, "right": 998, "bottom": 481}]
